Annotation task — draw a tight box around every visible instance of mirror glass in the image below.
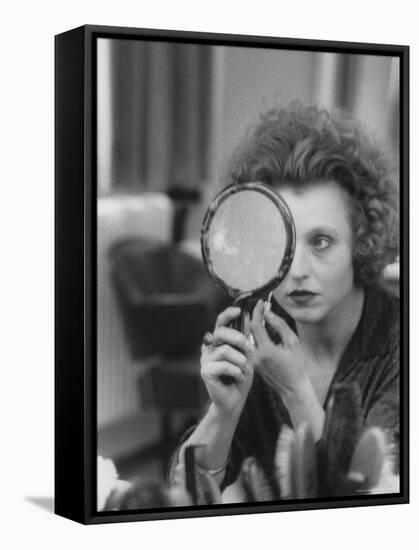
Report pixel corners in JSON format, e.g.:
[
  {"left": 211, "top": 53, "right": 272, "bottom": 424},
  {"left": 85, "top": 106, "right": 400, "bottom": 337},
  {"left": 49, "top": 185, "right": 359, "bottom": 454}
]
[{"left": 202, "top": 184, "right": 294, "bottom": 295}]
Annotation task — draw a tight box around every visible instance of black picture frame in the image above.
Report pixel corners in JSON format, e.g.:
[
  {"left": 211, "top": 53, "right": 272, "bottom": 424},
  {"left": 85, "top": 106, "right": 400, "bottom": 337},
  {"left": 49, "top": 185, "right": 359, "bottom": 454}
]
[{"left": 55, "top": 24, "right": 409, "bottom": 525}]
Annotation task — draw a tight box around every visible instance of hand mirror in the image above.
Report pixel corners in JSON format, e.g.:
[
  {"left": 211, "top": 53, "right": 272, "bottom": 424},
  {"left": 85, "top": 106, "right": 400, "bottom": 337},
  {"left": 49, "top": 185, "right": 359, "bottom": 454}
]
[{"left": 201, "top": 182, "right": 296, "bottom": 332}]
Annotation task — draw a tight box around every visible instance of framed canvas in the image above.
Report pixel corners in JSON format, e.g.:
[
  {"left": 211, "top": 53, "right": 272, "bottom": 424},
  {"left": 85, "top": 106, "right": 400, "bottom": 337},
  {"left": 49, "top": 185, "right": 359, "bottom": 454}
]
[{"left": 55, "top": 24, "right": 409, "bottom": 524}]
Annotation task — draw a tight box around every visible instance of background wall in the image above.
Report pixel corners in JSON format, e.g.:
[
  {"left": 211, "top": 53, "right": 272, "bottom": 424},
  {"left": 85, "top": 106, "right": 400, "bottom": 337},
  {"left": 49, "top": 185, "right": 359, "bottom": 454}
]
[
  {"left": 1, "top": 1, "right": 416, "bottom": 549},
  {"left": 217, "top": 47, "right": 319, "bottom": 168}
]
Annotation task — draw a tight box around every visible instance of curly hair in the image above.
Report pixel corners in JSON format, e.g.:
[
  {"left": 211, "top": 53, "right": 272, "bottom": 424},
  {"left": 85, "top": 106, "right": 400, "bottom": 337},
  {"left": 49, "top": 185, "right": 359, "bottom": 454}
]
[{"left": 222, "top": 102, "right": 399, "bottom": 287}]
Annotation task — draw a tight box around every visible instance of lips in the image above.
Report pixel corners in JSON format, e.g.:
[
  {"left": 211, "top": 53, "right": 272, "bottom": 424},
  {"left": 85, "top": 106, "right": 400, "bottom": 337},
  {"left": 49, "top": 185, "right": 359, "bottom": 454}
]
[{"left": 288, "top": 290, "right": 318, "bottom": 304}]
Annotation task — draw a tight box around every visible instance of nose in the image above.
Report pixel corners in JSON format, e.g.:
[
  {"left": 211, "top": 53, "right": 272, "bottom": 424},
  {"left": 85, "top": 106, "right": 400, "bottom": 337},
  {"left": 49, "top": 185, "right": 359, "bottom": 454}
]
[{"left": 288, "top": 241, "right": 310, "bottom": 281}]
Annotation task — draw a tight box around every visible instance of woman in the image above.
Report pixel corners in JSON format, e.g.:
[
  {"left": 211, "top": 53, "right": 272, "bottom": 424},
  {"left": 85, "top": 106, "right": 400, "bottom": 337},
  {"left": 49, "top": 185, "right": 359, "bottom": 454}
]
[{"left": 170, "top": 102, "right": 399, "bottom": 498}]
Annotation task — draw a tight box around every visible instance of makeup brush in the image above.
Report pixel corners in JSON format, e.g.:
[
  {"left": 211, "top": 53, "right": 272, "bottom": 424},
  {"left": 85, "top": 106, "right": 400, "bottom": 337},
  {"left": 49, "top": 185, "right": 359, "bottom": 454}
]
[
  {"left": 291, "top": 423, "right": 318, "bottom": 499},
  {"left": 318, "top": 382, "right": 363, "bottom": 497},
  {"left": 184, "top": 444, "right": 203, "bottom": 505},
  {"left": 274, "top": 424, "right": 295, "bottom": 499},
  {"left": 240, "top": 456, "right": 275, "bottom": 502},
  {"left": 347, "top": 426, "right": 388, "bottom": 494}
]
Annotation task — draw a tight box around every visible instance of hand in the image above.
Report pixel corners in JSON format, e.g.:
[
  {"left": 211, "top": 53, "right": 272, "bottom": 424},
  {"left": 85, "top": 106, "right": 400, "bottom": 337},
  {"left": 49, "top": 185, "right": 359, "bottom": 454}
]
[
  {"left": 201, "top": 307, "right": 254, "bottom": 417},
  {"left": 250, "top": 299, "right": 308, "bottom": 399}
]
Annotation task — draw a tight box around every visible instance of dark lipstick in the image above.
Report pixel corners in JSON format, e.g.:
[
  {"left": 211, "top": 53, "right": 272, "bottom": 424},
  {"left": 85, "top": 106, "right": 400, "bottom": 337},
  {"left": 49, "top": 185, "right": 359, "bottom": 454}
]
[{"left": 288, "top": 290, "right": 317, "bottom": 304}]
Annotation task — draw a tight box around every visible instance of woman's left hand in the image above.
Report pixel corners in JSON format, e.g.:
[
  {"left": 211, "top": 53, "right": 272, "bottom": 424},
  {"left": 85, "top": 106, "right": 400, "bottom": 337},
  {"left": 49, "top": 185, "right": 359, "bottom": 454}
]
[
  {"left": 250, "top": 299, "right": 326, "bottom": 440},
  {"left": 249, "top": 299, "right": 308, "bottom": 399}
]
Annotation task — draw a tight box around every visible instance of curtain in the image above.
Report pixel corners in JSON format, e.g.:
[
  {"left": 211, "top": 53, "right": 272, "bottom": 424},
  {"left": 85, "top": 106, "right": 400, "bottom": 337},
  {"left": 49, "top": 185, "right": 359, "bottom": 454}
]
[{"left": 97, "top": 38, "right": 213, "bottom": 195}]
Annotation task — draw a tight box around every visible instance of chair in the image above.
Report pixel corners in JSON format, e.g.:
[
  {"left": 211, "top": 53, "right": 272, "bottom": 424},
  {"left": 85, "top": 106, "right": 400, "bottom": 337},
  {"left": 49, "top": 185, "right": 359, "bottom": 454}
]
[{"left": 109, "top": 237, "right": 229, "bottom": 470}]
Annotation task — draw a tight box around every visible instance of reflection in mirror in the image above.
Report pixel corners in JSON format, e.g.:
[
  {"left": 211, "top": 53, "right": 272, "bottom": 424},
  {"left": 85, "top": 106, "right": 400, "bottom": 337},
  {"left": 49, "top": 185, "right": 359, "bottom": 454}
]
[
  {"left": 207, "top": 189, "right": 288, "bottom": 293},
  {"left": 202, "top": 183, "right": 295, "bottom": 299}
]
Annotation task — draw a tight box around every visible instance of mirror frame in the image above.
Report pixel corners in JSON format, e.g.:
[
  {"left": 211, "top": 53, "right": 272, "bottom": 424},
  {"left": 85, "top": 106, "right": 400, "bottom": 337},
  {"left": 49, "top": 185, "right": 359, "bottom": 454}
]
[{"left": 201, "top": 182, "right": 296, "bottom": 299}]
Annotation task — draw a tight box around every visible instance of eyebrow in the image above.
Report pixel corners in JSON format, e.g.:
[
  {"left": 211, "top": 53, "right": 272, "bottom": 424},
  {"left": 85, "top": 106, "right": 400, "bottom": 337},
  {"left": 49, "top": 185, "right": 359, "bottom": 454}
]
[{"left": 304, "top": 227, "right": 340, "bottom": 238}]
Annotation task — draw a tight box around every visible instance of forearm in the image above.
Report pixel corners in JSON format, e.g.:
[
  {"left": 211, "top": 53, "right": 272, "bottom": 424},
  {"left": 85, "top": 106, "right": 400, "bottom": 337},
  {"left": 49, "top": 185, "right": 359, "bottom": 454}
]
[
  {"left": 177, "top": 403, "right": 241, "bottom": 484},
  {"left": 281, "top": 378, "right": 325, "bottom": 441}
]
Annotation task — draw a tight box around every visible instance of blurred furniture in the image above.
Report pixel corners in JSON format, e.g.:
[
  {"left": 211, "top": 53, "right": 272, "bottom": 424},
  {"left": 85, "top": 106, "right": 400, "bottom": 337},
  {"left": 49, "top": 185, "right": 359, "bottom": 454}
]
[
  {"left": 109, "top": 237, "right": 228, "bottom": 470},
  {"left": 97, "top": 193, "right": 174, "bottom": 430}
]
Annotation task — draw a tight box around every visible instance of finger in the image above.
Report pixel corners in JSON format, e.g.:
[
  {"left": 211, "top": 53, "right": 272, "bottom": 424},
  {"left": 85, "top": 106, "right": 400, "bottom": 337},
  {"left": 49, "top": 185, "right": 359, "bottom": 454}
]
[
  {"left": 202, "top": 361, "right": 244, "bottom": 382},
  {"left": 213, "top": 326, "right": 252, "bottom": 354},
  {"left": 210, "top": 344, "right": 248, "bottom": 372},
  {"left": 264, "top": 310, "right": 299, "bottom": 346},
  {"left": 215, "top": 307, "right": 241, "bottom": 329},
  {"left": 250, "top": 299, "right": 272, "bottom": 348}
]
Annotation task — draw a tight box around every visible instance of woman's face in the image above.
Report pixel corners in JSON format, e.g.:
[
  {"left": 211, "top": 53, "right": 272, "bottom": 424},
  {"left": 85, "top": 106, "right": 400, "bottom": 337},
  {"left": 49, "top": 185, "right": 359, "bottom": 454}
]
[{"left": 274, "top": 182, "right": 356, "bottom": 325}]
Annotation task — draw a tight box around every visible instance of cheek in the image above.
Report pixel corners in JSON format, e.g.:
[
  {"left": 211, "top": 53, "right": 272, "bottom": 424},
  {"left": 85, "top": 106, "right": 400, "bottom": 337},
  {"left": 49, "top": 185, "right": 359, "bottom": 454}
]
[{"left": 318, "top": 248, "right": 354, "bottom": 290}]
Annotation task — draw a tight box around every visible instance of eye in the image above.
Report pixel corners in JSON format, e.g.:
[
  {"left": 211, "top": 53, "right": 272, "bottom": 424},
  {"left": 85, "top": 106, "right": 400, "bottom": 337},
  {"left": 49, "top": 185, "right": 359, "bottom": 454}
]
[{"left": 311, "top": 235, "right": 332, "bottom": 251}]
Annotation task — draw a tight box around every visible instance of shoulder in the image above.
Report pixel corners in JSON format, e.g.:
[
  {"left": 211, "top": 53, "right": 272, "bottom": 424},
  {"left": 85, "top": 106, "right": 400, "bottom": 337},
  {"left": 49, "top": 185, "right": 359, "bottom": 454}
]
[
  {"left": 363, "top": 285, "right": 399, "bottom": 358},
  {"left": 351, "top": 286, "right": 400, "bottom": 404}
]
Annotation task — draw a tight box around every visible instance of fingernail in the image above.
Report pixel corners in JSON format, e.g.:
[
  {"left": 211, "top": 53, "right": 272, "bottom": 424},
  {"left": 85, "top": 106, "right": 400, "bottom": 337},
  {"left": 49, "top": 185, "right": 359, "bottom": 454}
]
[{"left": 247, "top": 334, "right": 256, "bottom": 351}]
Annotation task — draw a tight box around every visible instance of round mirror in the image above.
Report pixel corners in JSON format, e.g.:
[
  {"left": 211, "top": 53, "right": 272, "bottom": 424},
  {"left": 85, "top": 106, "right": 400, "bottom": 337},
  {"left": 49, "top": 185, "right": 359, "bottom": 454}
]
[{"left": 201, "top": 182, "right": 295, "bottom": 301}]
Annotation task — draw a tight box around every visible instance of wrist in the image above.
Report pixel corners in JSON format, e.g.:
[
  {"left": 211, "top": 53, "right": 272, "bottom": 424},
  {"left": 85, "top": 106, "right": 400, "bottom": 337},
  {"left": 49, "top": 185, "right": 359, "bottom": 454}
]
[
  {"left": 209, "top": 401, "right": 243, "bottom": 426},
  {"left": 279, "top": 375, "right": 312, "bottom": 406},
  {"left": 185, "top": 402, "right": 240, "bottom": 474},
  {"left": 280, "top": 376, "right": 325, "bottom": 441}
]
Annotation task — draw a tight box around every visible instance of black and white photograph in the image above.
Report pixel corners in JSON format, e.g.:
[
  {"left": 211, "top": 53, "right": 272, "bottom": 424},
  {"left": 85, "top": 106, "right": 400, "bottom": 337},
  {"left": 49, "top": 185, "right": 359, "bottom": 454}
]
[
  {"left": 91, "top": 29, "right": 407, "bottom": 517},
  {"left": 4, "top": 0, "right": 419, "bottom": 544},
  {"left": 4, "top": 0, "right": 419, "bottom": 546},
  {"left": 3, "top": 0, "right": 419, "bottom": 544}
]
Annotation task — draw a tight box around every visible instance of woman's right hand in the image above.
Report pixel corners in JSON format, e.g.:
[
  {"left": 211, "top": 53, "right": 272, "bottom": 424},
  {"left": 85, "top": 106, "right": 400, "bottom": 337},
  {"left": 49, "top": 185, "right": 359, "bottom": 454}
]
[{"left": 200, "top": 307, "right": 254, "bottom": 418}]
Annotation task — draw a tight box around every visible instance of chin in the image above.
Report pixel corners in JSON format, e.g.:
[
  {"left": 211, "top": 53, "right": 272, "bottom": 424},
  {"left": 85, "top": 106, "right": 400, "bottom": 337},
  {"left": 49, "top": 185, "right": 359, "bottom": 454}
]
[
  {"left": 282, "top": 303, "right": 327, "bottom": 324},
  {"left": 290, "top": 310, "right": 324, "bottom": 324}
]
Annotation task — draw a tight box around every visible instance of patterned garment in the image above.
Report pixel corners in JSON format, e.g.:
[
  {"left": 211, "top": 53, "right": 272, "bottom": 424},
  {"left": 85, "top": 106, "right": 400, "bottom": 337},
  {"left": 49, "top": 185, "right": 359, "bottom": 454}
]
[{"left": 169, "top": 285, "right": 400, "bottom": 495}]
